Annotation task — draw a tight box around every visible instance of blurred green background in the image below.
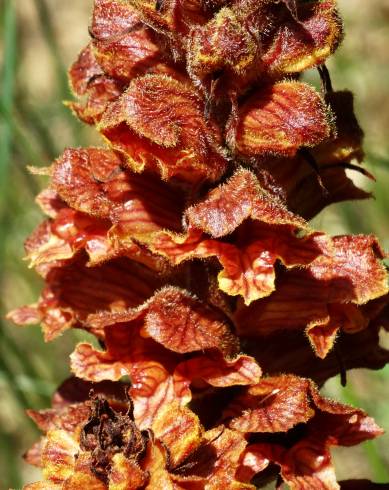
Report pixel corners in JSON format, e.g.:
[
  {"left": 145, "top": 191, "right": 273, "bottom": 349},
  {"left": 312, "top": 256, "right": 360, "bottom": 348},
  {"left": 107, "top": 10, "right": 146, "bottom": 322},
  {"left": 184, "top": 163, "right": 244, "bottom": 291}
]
[{"left": 0, "top": 0, "right": 388, "bottom": 488}]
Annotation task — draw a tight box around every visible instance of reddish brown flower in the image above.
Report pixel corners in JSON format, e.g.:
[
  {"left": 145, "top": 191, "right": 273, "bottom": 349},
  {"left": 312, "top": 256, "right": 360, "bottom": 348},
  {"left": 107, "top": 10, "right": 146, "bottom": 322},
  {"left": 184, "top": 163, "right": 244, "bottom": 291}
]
[
  {"left": 25, "top": 379, "right": 256, "bottom": 489},
  {"left": 256, "top": 90, "right": 370, "bottom": 220},
  {"left": 69, "top": 286, "right": 261, "bottom": 427},
  {"left": 236, "top": 235, "right": 388, "bottom": 357},
  {"left": 224, "top": 375, "right": 383, "bottom": 488}
]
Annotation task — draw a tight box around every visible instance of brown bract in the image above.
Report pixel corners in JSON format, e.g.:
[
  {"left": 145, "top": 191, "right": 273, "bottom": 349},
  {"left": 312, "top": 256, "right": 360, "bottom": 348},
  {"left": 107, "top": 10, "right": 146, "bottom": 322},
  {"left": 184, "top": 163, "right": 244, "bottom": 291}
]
[
  {"left": 50, "top": 147, "right": 186, "bottom": 238},
  {"left": 91, "top": 1, "right": 168, "bottom": 83},
  {"left": 259, "top": 0, "right": 343, "bottom": 76},
  {"left": 187, "top": 7, "right": 262, "bottom": 94},
  {"left": 68, "top": 44, "right": 124, "bottom": 125}
]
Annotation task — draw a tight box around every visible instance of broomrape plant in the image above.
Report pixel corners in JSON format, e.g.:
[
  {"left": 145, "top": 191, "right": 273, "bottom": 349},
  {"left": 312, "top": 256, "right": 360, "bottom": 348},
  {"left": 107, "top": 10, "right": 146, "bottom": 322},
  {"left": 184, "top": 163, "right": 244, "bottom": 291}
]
[{"left": 8, "top": 0, "right": 389, "bottom": 488}]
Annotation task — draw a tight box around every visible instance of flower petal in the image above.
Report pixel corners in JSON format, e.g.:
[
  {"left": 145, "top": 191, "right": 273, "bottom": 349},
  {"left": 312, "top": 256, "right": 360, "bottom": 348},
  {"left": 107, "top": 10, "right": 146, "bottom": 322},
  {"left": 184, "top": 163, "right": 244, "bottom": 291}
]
[
  {"left": 68, "top": 44, "right": 103, "bottom": 96},
  {"left": 256, "top": 91, "right": 369, "bottom": 221},
  {"left": 98, "top": 74, "right": 227, "bottom": 183},
  {"left": 176, "top": 427, "right": 254, "bottom": 490},
  {"left": 51, "top": 147, "right": 185, "bottom": 235},
  {"left": 109, "top": 453, "right": 149, "bottom": 490},
  {"left": 252, "top": 440, "right": 339, "bottom": 490},
  {"left": 91, "top": 0, "right": 140, "bottom": 40},
  {"left": 92, "top": 17, "right": 167, "bottom": 83},
  {"left": 51, "top": 148, "right": 123, "bottom": 219},
  {"left": 41, "top": 430, "right": 79, "bottom": 484},
  {"left": 175, "top": 352, "right": 262, "bottom": 388},
  {"left": 13, "top": 257, "right": 161, "bottom": 341},
  {"left": 225, "top": 375, "right": 314, "bottom": 433},
  {"left": 227, "top": 81, "right": 331, "bottom": 158},
  {"left": 124, "top": 0, "right": 209, "bottom": 41},
  {"left": 68, "top": 44, "right": 123, "bottom": 124},
  {"left": 187, "top": 7, "right": 260, "bottom": 94},
  {"left": 185, "top": 168, "right": 308, "bottom": 238},
  {"left": 24, "top": 210, "right": 116, "bottom": 269},
  {"left": 27, "top": 404, "right": 90, "bottom": 434},
  {"left": 60, "top": 453, "right": 107, "bottom": 489},
  {"left": 261, "top": 0, "right": 343, "bottom": 75},
  {"left": 145, "top": 169, "right": 325, "bottom": 305},
  {"left": 151, "top": 402, "right": 203, "bottom": 468},
  {"left": 142, "top": 287, "right": 239, "bottom": 356}
]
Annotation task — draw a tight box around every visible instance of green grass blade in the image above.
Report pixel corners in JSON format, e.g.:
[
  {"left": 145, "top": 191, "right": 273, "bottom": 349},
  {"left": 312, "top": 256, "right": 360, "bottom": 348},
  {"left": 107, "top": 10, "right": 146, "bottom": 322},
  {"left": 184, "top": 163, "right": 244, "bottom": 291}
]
[
  {"left": 0, "top": 0, "right": 16, "bottom": 198},
  {"left": 0, "top": 431, "right": 22, "bottom": 489},
  {"left": 32, "top": 0, "right": 84, "bottom": 145}
]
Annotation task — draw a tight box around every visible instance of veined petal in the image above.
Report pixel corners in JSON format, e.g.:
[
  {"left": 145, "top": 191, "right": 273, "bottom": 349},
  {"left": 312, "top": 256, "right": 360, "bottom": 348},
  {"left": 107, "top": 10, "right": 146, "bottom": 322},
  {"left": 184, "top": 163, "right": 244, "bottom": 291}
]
[
  {"left": 87, "top": 285, "right": 239, "bottom": 356},
  {"left": 109, "top": 453, "right": 149, "bottom": 490},
  {"left": 151, "top": 402, "right": 203, "bottom": 468},
  {"left": 142, "top": 287, "right": 239, "bottom": 356},
  {"left": 256, "top": 91, "right": 370, "bottom": 221},
  {"left": 27, "top": 404, "right": 90, "bottom": 435},
  {"left": 227, "top": 81, "right": 332, "bottom": 158},
  {"left": 125, "top": 0, "right": 210, "bottom": 42},
  {"left": 198, "top": 427, "right": 252, "bottom": 489},
  {"left": 230, "top": 377, "right": 383, "bottom": 488},
  {"left": 185, "top": 168, "right": 308, "bottom": 237},
  {"left": 91, "top": 0, "right": 140, "bottom": 40},
  {"left": 91, "top": 0, "right": 172, "bottom": 82},
  {"left": 224, "top": 375, "right": 314, "bottom": 433},
  {"left": 251, "top": 440, "right": 339, "bottom": 490},
  {"left": 143, "top": 169, "right": 325, "bottom": 304},
  {"left": 68, "top": 43, "right": 103, "bottom": 96},
  {"left": 70, "top": 342, "right": 130, "bottom": 382},
  {"left": 41, "top": 430, "right": 79, "bottom": 484},
  {"left": 98, "top": 74, "right": 228, "bottom": 183},
  {"left": 9, "top": 257, "right": 161, "bottom": 341},
  {"left": 51, "top": 147, "right": 185, "bottom": 236},
  {"left": 175, "top": 352, "right": 262, "bottom": 388},
  {"left": 24, "top": 210, "right": 117, "bottom": 269},
  {"left": 261, "top": 0, "right": 343, "bottom": 75},
  {"left": 187, "top": 7, "right": 261, "bottom": 94},
  {"left": 68, "top": 44, "right": 123, "bottom": 124},
  {"left": 35, "top": 189, "right": 67, "bottom": 218}
]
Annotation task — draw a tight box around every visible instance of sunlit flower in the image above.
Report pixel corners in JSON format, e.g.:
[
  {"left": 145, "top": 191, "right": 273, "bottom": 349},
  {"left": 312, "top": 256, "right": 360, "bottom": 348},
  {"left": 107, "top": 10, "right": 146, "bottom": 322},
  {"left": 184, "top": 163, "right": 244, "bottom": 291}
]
[{"left": 9, "top": 0, "right": 389, "bottom": 487}]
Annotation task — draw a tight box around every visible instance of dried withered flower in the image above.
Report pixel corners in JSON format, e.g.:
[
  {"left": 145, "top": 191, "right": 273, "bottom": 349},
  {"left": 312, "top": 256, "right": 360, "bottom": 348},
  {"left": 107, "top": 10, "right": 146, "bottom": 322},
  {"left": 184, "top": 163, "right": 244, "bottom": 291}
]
[{"left": 10, "top": 0, "right": 389, "bottom": 488}]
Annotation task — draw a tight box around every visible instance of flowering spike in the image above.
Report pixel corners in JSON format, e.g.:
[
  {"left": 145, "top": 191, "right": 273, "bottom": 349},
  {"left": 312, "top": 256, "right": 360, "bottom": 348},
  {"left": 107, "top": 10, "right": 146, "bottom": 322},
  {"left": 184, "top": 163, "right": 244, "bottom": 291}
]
[{"left": 10, "top": 0, "right": 389, "bottom": 487}]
